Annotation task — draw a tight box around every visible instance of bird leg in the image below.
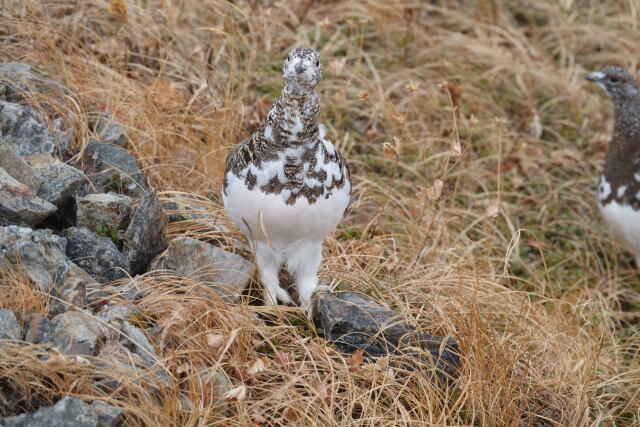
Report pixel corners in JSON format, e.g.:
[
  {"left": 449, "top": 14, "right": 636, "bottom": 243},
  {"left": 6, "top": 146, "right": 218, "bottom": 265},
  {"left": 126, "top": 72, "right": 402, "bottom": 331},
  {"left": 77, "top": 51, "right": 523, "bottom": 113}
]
[{"left": 255, "top": 241, "right": 292, "bottom": 305}]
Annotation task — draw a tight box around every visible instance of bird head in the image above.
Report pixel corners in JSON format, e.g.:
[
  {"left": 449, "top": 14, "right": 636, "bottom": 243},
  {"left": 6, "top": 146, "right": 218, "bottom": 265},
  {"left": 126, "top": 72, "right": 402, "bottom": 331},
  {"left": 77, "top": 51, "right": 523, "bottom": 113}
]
[
  {"left": 282, "top": 47, "right": 323, "bottom": 92},
  {"left": 586, "top": 65, "right": 639, "bottom": 101}
]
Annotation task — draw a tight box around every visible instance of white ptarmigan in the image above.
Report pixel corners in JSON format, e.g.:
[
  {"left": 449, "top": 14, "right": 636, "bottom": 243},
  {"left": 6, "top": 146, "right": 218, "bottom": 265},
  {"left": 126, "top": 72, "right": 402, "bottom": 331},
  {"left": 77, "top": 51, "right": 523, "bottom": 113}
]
[
  {"left": 587, "top": 66, "right": 640, "bottom": 266},
  {"left": 222, "top": 47, "right": 351, "bottom": 311}
]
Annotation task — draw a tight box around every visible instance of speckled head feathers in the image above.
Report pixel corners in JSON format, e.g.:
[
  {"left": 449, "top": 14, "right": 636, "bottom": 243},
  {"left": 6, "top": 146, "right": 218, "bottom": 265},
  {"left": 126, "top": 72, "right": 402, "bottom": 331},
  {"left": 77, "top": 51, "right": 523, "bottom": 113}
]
[
  {"left": 282, "top": 47, "right": 323, "bottom": 91},
  {"left": 587, "top": 66, "right": 639, "bottom": 101}
]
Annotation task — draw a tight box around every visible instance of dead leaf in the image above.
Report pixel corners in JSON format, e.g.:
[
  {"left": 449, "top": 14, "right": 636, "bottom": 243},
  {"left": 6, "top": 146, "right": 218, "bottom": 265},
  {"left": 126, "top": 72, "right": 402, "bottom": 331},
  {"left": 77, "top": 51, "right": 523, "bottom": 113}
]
[
  {"left": 251, "top": 413, "right": 267, "bottom": 425},
  {"left": 390, "top": 114, "right": 406, "bottom": 125},
  {"left": 486, "top": 198, "right": 500, "bottom": 217},
  {"left": 283, "top": 406, "right": 301, "bottom": 422},
  {"left": 207, "top": 333, "right": 224, "bottom": 348},
  {"left": 426, "top": 179, "right": 444, "bottom": 200},
  {"left": 329, "top": 58, "right": 346, "bottom": 76},
  {"left": 550, "top": 148, "right": 581, "bottom": 165},
  {"left": 273, "top": 351, "right": 291, "bottom": 371},
  {"left": 405, "top": 80, "right": 420, "bottom": 93},
  {"left": 108, "top": 0, "right": 128, "bottom": 23},
  {"left": 248, "top": 358, "right": 267, "bottom": 376},
  {"left": 511, "top": 175, "right": 524, "bottom": 189},
  {"left": 451, "top": 138, "right": 462, "bottom": 156},
  {"left": 312, "top": 378, "right": 330, "bottom": 404},
  {"left": 176, "top": 363, "right": 190, "bottom": 375},
  {"left": 382, "top": 136, "right": 401, "bottom": 158},
  {"left": 357, "top": 91, "right": 369, "bottom": 101},
  {"left": 347, "top": 349, "right": 364, "bottom": 372},
  {"left": 224, "top": 385, "right": 247, "bottom": 402}
]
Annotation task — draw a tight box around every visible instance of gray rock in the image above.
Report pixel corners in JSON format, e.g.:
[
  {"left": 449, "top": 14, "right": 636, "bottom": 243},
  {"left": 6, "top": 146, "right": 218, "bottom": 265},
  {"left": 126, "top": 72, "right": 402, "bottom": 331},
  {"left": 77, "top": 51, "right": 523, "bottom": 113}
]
[
  {"left": 313, "top": 292, "right": 461, "bottom": 383},
  {"left": 118, "top": 278, "right": 151, "bottom": 301},
  {"left": 95, "top": 340, "right": 151, "bottom": 393},
  {"left": 34, "top": 161, "right": 84, "bottom": 207},
  {"left": 119, "top": 321, "right": 158, "bottom": 366},
  {"left": 0, "top": 100, "right": 55, "bottom": 157},
  {"left": 159, "top": 236, "right": 252, "bottom": 302},
  {"left": 43, "top": 310, "right": 103, "bottom": 356},
  {"left": 0, "top": 139, "right": 43, "bottom": 192},
  {"left": 83, "top": 140, "right": 146, "bottom": 196},
  {"left": 119, "top": 321, "right": 168, "bottom": 384},
  {"left": 0, "top": 167, "right": 56, "bottom": 227},
  {"left": 0, "top": 396, "right": 99, "bottom": 427},
  {"left": 63, "top": 227, "right": 130, "bottom": 283},
  {"left": 123, "top": 189, "right": 167, "bottom": 274},
  {"left": 0, "top": 226, "right": 69, "bottom": 291},
  {"left": 196, "top": 368, "right": 231, "bottom": 417},
  {"left": 94, "top": 113, "right": 127, "bottom": 148},
  {"left": 0, "top": 309, "right": 21, "bottom": 340},
  {"left": 88, "top": 400, "right": 123, "bottom": 427},
  {"left": 48, "top": 263, "right": 94, "bottom": 316},
  {"left": 52, "top": 116, "right": 75, "bottom": 154},
  {"left": 0, "top": 63, "right": 33, "bottom": 100},
  {"left": 76, "top": 192, "right": 131, "bottom": 233},
  {"left": 23, "top": 313, "right": 51, "bottom": 344},
  {"left": 96, "top": 304, "right": 138, "bottom": 340},
  {"left": 0, "top": 226, "right": 96, "bottom": 314},
  {"left": 0, "top": 62, "right": 68, "bottom": 105},
  {"left": 95, "top": 340, "right": 168, "bottom": 390},
  {"left": 163, "top": 195, "right": 217, "bottom": 223}
]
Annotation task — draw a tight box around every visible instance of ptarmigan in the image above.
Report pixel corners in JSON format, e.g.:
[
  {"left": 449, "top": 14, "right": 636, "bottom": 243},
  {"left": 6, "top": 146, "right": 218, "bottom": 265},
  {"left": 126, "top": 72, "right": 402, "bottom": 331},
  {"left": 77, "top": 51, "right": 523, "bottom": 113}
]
[
  {"left": 587, "top": 65, "right": 640, "bottom": 266},
  {"left": 222, "top": 47, "right": 351, "bottom": 311}
]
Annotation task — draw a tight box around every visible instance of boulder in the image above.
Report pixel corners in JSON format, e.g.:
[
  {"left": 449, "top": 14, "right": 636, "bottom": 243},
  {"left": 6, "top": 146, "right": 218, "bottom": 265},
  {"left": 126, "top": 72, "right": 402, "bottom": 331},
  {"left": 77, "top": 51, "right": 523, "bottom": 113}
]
[
  {"left": 83, "top": 140, "right": 146, "bottom": 196},
  {"left": 96, "top": 339, "right": 169, "bottom": 389},
  {"left": 0, "top": 396, "right": 115, "bottom": 427},
  {"left": 63, "top": 227, "right": 130, "bottom": 283},
  {"left": 0, "top": 167, "right": 56, "bottom": 227},
  {"left": 158, "top": 236, "right": 252, "bottom": 302},
  {"left": 95, "top": 304, "right": 138, "bottom": 341},
  {"left": 88, "top": 400, "right": 123, "bottom": 427},
  {"left": 33, "top": 161, "right": 84, "bottom": 207},
  {"left": 0, "top": 226, "right": 99, "bottom": 315},
  {"left": 48, "top": 263, "right": 94, "bottom": 316},
  {"left": 42, "top": 310, "right": 103, "bottom": 356},
  {"left": 0, "top": 62, "right": 69, "bottom": 105},
  {"left": 313, "top": 292, "right": 461, "bottom": 383},
  {"left": 0, "top": 139, "right": 42, "bottom": 192},
  {"left": 0, "top": 226, "right": 70, "bottom": 291},
  {"left": 195, "top": 368, "right": 231, "bottom": 417},
  {"left": 93, "top": 113, "right": 128, "bottom": 148},
  {"left": 0, "top": 100, "right": 55, "bottom": 157},
  {"left": 0, "top": 309, "right": 21, "bottom": 341},
  {"left": 123, "top": 189, "right": 167, "bottom": 274},
  {"left": 23, "top": 313, "right": 51, "bottom": 344},
  {"left": 76, "top": 192, "right": 131, "bottom": 233}
]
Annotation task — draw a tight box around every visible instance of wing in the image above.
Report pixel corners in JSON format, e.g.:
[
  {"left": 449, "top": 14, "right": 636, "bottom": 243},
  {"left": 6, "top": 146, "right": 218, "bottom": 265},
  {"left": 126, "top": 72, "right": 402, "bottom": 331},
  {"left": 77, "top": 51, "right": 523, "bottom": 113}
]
[{"left": 223, "top": 137, "right": 256, "bottom": 195}]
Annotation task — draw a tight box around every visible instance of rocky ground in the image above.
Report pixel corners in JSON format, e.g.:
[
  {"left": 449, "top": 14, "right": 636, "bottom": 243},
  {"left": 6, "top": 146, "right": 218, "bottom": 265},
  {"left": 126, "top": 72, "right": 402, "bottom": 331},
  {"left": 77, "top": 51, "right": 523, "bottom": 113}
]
[{"left": 0, "top": 64, "right": 459, "bottom": 425}]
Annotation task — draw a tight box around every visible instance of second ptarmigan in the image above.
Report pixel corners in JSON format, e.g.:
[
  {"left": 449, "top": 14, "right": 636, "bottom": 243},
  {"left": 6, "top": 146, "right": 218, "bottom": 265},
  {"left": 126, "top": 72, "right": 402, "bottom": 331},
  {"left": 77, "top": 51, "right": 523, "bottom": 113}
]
[{"left": 223, "top": 47, "right": 351, "bottom": 312}]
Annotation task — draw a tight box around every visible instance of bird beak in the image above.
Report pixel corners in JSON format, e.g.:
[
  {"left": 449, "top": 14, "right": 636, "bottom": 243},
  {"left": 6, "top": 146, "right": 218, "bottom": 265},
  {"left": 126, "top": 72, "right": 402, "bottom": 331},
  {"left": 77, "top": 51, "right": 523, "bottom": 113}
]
[
  {"left": 295, "top": 63, "right": 306, "bottom": 74},
  {"left": 586, "top": 71, "right": 605, "bottom": 82}
]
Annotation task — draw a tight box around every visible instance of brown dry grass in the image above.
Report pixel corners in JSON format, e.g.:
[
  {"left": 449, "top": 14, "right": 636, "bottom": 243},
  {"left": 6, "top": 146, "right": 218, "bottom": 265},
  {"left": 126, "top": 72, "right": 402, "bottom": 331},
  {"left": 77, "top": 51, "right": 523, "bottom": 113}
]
[{"left": 1, "top": 0, "right": 639, "bottom": 425}]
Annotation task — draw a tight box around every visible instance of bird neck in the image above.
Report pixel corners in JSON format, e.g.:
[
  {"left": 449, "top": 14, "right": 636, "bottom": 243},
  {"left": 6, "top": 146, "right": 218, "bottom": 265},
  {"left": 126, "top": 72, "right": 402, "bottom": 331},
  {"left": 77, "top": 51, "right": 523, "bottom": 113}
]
[
  {"left": 612, "top": 96, "right": 640, "bottom": 140},
  {"left": 260, "top": 86, "right": 320, "bottom": 149},
  {"left": 604, "top": 97, "right": 640, "bottom": 181}
]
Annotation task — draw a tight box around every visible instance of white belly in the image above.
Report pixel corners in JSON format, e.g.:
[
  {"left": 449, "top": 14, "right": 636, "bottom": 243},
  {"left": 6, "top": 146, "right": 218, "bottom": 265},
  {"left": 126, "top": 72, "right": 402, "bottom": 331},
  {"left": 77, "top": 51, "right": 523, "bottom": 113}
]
[
  {"left": 223, "top": 172, "right": 350, "bottom": 247},
  {"left": 599, "top": 199, "right": 640, "bottom": 260}
]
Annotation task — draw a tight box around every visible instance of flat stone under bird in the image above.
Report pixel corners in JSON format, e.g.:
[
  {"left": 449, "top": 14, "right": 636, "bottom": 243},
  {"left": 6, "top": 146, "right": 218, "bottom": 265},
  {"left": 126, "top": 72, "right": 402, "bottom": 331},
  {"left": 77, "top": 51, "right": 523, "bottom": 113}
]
[
  {"left": 222, "top": 47, "right": 351, "bottom": 311},
  {"left": 587, "top": 65, "right": 640, "bottom": 266}
]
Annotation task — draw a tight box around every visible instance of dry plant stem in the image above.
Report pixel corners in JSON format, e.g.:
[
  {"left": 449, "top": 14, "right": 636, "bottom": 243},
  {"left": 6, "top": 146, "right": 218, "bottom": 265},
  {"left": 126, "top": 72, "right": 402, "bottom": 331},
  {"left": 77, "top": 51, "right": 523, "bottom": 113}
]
[{"left": 0, "top": 0, "right": 638, "bottom": 425}]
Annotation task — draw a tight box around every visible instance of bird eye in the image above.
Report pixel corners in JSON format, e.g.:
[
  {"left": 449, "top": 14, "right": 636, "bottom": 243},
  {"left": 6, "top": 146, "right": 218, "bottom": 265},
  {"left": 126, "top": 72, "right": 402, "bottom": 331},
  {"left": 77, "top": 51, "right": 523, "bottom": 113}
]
[
  {"left": 608, "top": 76, "right": 619, "bottom": 83},
  {"left": 315, "top": 60, "right": 320, "bottom": 66}
]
